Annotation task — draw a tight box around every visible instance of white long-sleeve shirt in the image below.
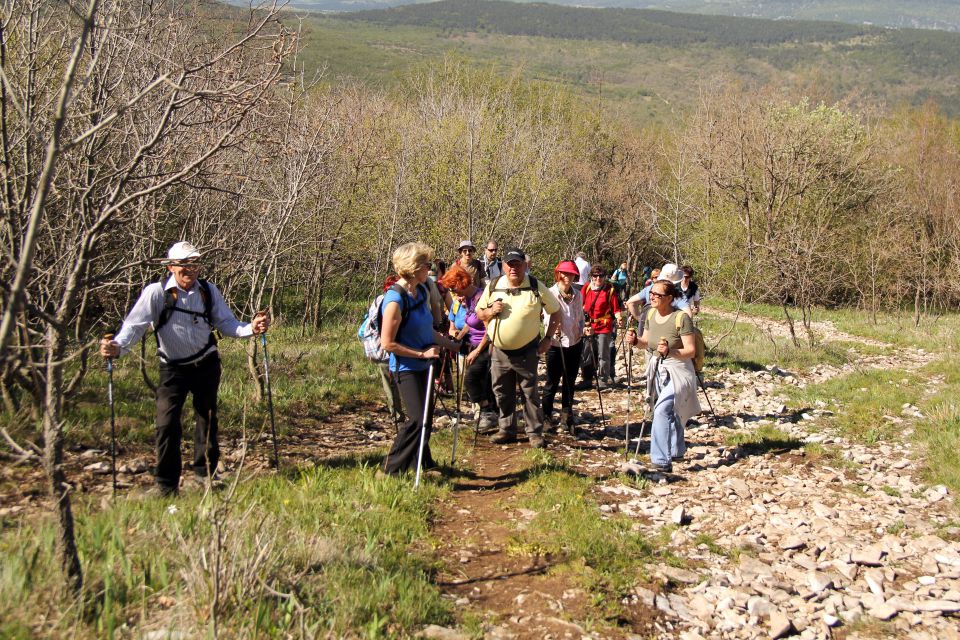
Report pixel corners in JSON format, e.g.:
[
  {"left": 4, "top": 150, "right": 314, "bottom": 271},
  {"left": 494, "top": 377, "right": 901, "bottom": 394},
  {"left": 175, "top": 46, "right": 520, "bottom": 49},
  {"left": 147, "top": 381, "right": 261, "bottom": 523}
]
[
  {"left": 113, "top": 275, "right": 252, "bottom": 363},
  {"left": 544, "top": 284, "right": 585, "bottom": 348}
]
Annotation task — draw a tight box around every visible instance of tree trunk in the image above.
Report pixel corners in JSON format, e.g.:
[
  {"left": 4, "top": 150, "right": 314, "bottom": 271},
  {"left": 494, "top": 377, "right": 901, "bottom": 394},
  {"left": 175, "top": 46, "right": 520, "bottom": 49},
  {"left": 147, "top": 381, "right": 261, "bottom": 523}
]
[{"left": 43, "top": 329, "right": 82, "bottom": 593}]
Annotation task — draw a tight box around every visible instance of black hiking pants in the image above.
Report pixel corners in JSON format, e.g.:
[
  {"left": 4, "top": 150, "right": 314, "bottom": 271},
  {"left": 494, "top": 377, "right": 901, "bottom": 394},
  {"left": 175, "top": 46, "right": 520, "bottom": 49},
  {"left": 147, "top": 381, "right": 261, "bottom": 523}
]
[
  {"left": 383, "top": 368, "right": 437, "bottom": 474},
  {"left": 463, "top": 347, "right": 496, "bottom": 409},
  {"left": 155, "top": 352, "right": 221, "bottom": 491},
  {"left": 543, "top": 341, "right": 583, "bottom": 417}
]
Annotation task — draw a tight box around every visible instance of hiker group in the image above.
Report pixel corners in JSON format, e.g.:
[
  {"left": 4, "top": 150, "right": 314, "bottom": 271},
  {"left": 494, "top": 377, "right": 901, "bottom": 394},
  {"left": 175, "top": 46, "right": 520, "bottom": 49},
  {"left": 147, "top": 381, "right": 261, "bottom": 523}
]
[
  {"left": 363, "top": 239, "right": 709, "bottom": 480},
  {"left": 97, "top": 239, "right": 709, "bottom": 497}
]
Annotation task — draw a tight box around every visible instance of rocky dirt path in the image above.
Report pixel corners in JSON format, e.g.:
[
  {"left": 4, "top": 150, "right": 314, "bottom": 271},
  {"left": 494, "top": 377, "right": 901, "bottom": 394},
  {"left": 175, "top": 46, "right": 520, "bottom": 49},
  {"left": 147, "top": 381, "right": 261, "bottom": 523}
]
[
  {"left": 426, "top": 308, "right": 958, "bottom": 639},
  {"left": 3, "top": 308, "right": 956, "bottom": 639}
]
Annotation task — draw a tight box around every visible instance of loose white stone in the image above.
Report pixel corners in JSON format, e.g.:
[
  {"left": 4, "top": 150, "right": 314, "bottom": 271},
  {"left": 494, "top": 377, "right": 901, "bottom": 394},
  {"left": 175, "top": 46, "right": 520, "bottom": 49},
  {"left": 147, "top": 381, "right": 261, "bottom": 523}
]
[
  {"left": 852, "top": 546, "right": 885, "bottom": 567},
  {"left": 807, "top": 571, "right": 834, "bottom": 594},
  {"left": 769, "top": 611, "right": 793, "bottom": 639},
  {"left": 867, "top": 602, "right": 899, "bottom": 621},
  {"left": 671, "top": 505, "right": 686, "bottom": 525},
  {"left": 779, "top": 535, "right": 805, "bottom": 551},
  {"left": 864, "top": 569, "right": 885, "bottom": 597}
]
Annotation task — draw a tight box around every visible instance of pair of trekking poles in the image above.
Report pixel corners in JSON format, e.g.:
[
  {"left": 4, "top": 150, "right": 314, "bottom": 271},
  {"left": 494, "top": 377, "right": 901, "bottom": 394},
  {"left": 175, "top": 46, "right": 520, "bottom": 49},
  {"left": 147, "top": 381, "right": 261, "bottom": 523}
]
[
  {"left": 619, "top": 324, "right": 716, "bottom": 460},
  {"left": 103, "top": 333, "right": 279, "bottom": 496}
]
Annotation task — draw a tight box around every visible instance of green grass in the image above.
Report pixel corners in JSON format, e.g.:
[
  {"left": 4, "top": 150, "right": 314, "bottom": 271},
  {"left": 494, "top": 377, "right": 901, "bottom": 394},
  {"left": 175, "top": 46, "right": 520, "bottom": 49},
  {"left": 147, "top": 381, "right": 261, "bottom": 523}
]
[
  {"left": 704, "top": 297, "right": 960, "bottom": 350},
  {"left": 787, "top": 368, "right": 924, "bottom": 444},
  {"left": 508, "top": 452, "right": 660, "bottom": 624},
  {"left": 782, "top": 352, "right": 960, "bottom": 499},
  {"left": 914, "top": 358, "right": 960, "bottom": 494},
  {"left": 5, "top": 319, "right": 382, "bottom": 451},
  {"left": 0, "top": 463, "right": 450, "bottom": 638},
  {"left": 725, "top": 425, "right": 802, "bottom": 454},
  {"left": 697, "top": 313, "right": 853, "bottom": 374}
]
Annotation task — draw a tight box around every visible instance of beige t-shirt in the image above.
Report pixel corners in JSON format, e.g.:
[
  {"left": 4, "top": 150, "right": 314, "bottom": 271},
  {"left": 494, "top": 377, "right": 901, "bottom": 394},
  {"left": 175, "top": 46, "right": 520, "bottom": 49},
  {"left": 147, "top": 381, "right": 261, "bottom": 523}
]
[
  {"left": 644, "top": 309, "right": 693, "bottom": 357},
  {"left": 477, "top": 275, "right": 560, "bottom": 350}
]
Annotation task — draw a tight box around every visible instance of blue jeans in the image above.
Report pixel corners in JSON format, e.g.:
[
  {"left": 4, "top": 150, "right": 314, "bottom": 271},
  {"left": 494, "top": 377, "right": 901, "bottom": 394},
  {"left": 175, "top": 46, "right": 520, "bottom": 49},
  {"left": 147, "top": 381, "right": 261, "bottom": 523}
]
[{"left": 650, "top": 372, "right": 686, "bottom": 465}]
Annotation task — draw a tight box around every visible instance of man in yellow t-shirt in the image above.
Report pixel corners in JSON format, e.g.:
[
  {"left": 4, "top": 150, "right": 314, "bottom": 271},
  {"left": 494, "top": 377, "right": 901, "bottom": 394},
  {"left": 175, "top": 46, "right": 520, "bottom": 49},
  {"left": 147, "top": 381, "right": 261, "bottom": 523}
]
[{"left": 476, "top": 248, "right": 561, "bottom": 448}]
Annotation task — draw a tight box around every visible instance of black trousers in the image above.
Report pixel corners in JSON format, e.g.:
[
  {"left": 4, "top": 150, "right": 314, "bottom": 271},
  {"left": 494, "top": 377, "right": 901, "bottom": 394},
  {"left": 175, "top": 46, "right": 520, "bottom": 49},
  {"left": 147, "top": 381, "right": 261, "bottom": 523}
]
[
  {"left": 155, "top": 353, "right": 221, "bottom": 490},
  {"left": 463, "top": 347, "right": 496, "bottom": 408},
  {"left": 383, "top": 368, "right": 436, "bottom": 474},
  {"left": 580, "top": 335, "right": 597, "bottom": 382},
  {"left": 543, "top": 341, "right": 584, "bottom": 417}
]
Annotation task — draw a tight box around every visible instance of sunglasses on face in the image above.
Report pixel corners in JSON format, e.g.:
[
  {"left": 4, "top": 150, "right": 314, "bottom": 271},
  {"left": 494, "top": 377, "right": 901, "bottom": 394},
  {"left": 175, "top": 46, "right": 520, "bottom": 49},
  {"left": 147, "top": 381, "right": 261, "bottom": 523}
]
[
  {"left": 486, "top": 248, "right": 497, "bottom": 253},
  {"left": 649, "top": 291, "right": 671, "bottom": 299}
]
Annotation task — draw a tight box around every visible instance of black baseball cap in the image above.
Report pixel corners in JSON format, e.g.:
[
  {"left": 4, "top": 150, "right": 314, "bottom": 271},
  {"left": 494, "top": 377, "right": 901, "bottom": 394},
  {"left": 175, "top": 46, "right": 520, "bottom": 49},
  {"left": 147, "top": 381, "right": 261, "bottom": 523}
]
[{"left": 503, "top": 248, "right": 526, "bottom": 263}]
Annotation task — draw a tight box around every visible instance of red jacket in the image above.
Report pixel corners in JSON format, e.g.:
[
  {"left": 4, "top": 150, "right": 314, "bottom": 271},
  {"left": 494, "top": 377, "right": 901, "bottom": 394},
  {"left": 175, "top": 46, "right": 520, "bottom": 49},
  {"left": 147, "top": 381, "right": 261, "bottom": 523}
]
[{"left": 582, "top": 285, "right": 622, "bottom": 334}]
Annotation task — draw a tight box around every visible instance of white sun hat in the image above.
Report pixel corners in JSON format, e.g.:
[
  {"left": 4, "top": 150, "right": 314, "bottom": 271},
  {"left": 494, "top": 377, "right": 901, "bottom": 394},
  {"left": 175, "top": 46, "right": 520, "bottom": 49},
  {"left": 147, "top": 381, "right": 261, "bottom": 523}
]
[
  {"left": 164, "top": 241, "right": 202, "bottom": 264},
  {"left": 658, "top": 263, "right": 683, "bottom": 284}
]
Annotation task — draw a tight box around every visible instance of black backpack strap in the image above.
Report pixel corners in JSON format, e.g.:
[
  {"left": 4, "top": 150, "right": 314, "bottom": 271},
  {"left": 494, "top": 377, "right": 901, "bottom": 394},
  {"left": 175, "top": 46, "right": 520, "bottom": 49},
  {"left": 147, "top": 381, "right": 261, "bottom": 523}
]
[
  {"left": 155, "top": 278, "right": 213, "bottom": 333},
  {"left": 154, "top": 278, "right": 217, "bottom": 365},
  {"left": 378, "top": 283, "right": 427, "bottom": 337},
  {"left": 528, "top": 275, "right": 541, "bottom": 302}
]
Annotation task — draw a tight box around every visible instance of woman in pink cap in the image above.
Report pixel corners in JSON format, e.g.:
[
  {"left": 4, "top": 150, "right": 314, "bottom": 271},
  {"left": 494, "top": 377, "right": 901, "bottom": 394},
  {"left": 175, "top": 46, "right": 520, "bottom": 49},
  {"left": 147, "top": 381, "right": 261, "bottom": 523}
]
[{"left": 542, "top": 260, "right": 586, "bottom": 434}]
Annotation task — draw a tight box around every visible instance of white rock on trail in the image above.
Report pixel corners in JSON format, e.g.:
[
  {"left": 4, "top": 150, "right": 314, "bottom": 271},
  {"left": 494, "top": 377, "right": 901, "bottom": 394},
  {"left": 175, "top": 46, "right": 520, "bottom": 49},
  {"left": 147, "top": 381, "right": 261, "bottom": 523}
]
[{"left": 584, "top": 315, "right": 956, "bottom": 639}]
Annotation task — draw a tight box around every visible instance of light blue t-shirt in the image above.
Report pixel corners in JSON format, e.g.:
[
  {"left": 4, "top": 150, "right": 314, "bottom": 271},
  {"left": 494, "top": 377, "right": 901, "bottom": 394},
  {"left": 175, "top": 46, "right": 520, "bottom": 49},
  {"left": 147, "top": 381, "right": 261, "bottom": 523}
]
[
  {"left": 449, "top": 299, "right": 467, "bottom": 331},
  {"left": 381, "top": 286, "right": 435, "bottom": 373}
]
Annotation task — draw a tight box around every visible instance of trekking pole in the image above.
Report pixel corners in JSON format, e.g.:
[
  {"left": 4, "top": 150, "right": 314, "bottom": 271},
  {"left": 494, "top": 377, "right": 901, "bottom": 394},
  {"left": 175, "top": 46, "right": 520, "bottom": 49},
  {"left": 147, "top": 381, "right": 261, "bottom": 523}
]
[
  {"left": 623, "top": 325, "right": 634, "bottom": 458},
  {"left": 697, "top": 372, "right": 717, "bottom": 419},
  {"left": 450, "top": 352, "right": 463, "bottom": 465},
  {"left": 415, "top": 358, "right": 437, "bottom": 489},
  {"left": 104, "top": 333, "right": 118, "bottom": 496},
  {"left": 636, "top": 347, "right": 664, "bottom": 456},
  {"left": 555, "top": 335, "right": 576, "bottom": 436},
  {"left": 260, "top": 332, "right": 280, "bottom": 470},
  {"left": 590, "top": 334, "right": 607, "bottom": 429}
]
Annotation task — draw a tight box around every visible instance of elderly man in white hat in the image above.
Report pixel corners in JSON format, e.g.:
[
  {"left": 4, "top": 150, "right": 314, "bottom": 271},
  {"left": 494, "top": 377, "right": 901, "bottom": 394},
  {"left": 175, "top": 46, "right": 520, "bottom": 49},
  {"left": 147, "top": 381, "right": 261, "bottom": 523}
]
[{"left": 100, "top": 241, "right": 270, "bottom": 496}]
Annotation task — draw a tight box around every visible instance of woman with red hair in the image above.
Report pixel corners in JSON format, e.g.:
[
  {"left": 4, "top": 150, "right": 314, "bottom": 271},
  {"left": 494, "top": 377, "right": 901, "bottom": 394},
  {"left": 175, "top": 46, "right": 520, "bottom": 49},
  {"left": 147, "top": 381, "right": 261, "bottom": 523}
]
[
  {"left": 440, "top": 264, "right": 498, "bottom": 432},
  {"left": 542, "top": 260, "right": 586, "bottom": 434}
]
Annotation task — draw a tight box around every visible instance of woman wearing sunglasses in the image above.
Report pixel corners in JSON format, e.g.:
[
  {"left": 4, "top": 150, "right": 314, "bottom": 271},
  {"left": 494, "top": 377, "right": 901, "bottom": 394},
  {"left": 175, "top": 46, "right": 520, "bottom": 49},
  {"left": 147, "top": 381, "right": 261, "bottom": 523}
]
[{"left": 626, "top": 277, "right": 700, "bottom": 474}]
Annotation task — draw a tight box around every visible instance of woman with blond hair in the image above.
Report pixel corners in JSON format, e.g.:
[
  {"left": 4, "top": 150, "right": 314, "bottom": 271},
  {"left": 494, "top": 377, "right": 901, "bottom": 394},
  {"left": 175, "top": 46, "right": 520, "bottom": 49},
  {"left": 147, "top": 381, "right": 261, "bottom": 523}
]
[{"left": 380, "top": 242, "right": 461, "bottom": 475}]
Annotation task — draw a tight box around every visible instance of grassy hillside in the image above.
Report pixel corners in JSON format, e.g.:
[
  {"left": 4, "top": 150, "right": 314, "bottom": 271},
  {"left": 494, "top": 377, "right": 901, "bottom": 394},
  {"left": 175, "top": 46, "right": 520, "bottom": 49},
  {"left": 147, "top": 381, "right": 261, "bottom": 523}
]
[
  {"left": 285, "top": 0, "right": 960, "bottom": 122},
  {"left": 265, "top": 0, "right": 960, "bottom": 31}
]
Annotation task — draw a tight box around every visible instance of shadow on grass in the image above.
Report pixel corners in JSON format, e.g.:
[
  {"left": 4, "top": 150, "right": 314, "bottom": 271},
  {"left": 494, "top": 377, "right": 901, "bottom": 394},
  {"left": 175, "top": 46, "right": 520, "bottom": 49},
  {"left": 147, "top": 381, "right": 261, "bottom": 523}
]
[{"left": 447, "top": 448, "right": 593, "bottom": 492}]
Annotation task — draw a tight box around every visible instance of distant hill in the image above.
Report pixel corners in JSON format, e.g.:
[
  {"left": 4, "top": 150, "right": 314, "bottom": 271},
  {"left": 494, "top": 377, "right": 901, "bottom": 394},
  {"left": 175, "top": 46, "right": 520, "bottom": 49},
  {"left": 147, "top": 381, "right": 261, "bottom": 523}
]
[
  {"left": 273, "top": 0, "right": 960, "bottom": 31},
  {"left": 337, "top": 0, "right": 874, "bottom": 45},
  {"left": 281, "top": 0, "right": 960, "bottom": 122}
]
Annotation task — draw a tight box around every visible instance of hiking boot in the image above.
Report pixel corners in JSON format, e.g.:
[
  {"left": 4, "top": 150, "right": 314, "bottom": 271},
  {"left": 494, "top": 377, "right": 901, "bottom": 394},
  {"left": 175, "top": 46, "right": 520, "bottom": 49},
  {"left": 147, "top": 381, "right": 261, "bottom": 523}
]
[
  {"left": 528, "top": 434, "right": 546, "bottom": 449},
  {"left": 478, "top": 411, "right": 499, "bottom": 433},
  {"left": 652, "top": 462, "right": 673, "bottom": 474},
  {"left": 421, "top": 468, "right": 444, "bottom": 481},
  {"left": 490, "top": 430, "right": 517, "bottom": 444},
  {"left": 183, "top": 473, "right": 225, "bottom": 492},
  {"left": 542, "top": 416, "right": 557, "bottom": 433},
  {"left": 559, "top": 409, "right": 572, "bottom": 427},
  {"left": 138, "top": 484, "right": 177, "bottom": 499}
]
